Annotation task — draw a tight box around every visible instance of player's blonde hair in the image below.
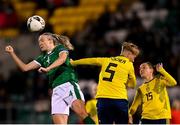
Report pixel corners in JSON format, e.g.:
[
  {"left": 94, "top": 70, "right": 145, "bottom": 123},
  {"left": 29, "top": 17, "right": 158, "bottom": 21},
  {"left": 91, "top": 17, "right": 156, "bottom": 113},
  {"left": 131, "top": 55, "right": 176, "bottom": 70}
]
[
  {"left": 121, "top": 42, "right": 140, "bottom": 56},
  {"left": 42, "top": 32, "right": 74, "bottom": 50}
]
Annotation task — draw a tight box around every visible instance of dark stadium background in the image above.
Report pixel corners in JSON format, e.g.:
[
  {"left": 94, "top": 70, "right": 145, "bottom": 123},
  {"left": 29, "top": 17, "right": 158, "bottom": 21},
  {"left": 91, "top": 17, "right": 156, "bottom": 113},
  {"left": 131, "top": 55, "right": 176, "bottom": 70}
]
[{"left": 0, "top": 0, "right": 179, "bottom": 123}]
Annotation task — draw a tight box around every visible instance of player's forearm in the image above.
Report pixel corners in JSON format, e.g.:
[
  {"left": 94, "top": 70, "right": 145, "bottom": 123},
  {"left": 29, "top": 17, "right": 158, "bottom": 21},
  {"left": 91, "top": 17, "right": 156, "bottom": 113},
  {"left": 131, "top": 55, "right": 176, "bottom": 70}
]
[
  {"left": 9, "top": 52, "right": 28, "bottom": 72},
  {"left": 47, "top": 57, "right": 65, "bottom": 71},
  {"left": 129, "top": 101, "right": 140, "bottom": 116},
  {"left": 46, "top": 52, "right": 67, "bottom": 71},
  {"left": 159, "top": 68, "right": 177, "bottom": 86},
  {"left": 129, "top": 101, "right": 139, "bottom": 116},
  {"left": 71, "top": 58, "right": 101, "bottom": 66},
  {"left": 129, "top": 90, "right": 141, "bottom": 116}
]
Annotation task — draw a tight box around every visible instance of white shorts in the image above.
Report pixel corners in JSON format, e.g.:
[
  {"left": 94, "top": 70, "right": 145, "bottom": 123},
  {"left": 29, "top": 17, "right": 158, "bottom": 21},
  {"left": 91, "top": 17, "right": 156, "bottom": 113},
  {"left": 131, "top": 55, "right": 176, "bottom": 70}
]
[{"left": 51, "top": 82, "right": 85, "bottom": 115}]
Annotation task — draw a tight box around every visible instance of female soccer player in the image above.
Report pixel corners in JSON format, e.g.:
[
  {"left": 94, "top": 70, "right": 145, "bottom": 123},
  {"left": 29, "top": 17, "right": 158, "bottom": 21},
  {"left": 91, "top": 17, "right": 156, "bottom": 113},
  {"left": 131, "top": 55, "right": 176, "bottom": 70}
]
[
  {"left": 86, "top": 83, "right": 98, "bottom": 124},
  {"left": 71, "top": 42, "right": 140, "bottom": 124},
  {"left": 5, "top": 32, "right": 95, "bottom": 124},
  {"left": 129, "top": 62, "right": 177, "bottom": 124}
]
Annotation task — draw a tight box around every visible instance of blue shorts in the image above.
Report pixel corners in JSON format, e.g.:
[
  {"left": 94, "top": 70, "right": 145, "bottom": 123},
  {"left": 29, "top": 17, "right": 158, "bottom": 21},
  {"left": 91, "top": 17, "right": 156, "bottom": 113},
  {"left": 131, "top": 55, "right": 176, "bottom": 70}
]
[
  {"left": 97, "top": 98, "right": 128, "bottom": 124},
  {"left": 141, "top": 119, "right": 167, "bottom": 124}
]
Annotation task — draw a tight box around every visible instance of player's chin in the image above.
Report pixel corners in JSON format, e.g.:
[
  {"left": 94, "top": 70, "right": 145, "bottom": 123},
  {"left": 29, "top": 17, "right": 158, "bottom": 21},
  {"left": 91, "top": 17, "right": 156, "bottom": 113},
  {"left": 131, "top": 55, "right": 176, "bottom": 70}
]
[
  {"left": 140, "top": 73, "right": 145, "bottom": 78},
  {"left": 40, "top": 48, "right": 46, "bottom": 52},
  {"left": 129, "top": 58, "right": 134, "bottom": 62}
]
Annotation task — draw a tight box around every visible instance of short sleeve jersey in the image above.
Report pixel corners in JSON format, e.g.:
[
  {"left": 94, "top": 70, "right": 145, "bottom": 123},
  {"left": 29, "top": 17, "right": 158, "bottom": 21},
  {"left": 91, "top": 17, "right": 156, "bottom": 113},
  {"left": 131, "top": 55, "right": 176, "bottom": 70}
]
[
  {"left": 71, "top": 56, "right": 136, "bottom": 99},
  {"left": 35, "top": 45, "right": 78, "bottom": 88}
]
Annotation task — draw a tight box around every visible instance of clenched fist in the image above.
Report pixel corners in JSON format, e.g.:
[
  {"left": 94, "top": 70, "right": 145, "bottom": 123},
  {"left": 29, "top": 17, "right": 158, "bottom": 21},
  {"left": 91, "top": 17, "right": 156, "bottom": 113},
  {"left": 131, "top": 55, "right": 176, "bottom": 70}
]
[
  {"left": 156, "top": 63, "right": 163, "bottom": 72},
  {"left": 5, "top": 45, "right": 14, "bottom": 53}
]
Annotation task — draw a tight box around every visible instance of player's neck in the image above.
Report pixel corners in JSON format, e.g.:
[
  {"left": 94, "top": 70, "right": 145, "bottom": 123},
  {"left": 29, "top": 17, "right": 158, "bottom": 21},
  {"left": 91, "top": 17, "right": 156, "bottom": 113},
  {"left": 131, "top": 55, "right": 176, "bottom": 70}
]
[
  {"left": 144, "top": 75, "right": 154, "bottom": 83},
  {"left": 121, "top": 51, "right": 129, "bottom": 59},
  {"left": 47, "top": 45, "right": 56, "bottom": 53}
]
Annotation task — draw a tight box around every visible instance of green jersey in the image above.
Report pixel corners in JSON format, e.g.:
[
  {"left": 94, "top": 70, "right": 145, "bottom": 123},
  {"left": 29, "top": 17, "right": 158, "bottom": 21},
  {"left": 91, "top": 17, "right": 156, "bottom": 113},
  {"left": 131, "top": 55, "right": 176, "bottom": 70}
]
[{"left": 35, "top": 45, "right": 78, "bottom": 88}]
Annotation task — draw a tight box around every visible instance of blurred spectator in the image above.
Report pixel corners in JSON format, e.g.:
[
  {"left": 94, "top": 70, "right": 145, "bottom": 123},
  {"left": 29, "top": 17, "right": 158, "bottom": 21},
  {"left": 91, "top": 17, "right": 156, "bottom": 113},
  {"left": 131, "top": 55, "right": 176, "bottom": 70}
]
[
  {"left": 6, "top": 68, "right": 26, "bottom": 98},
  {"left": 0, "top": 74, "right": 8, "bottom": 103},
  {"left": 0, "top": 12, "right": 7, "bottom": 28},
  {"left": 0, "top": 0, "right": 18, "bottom": 28},
  {"left": 33, "top": 73, "right": 48, "bottom": 100},
  {"left": 171, "top": 99, "right": 180, "bottom": 124}
]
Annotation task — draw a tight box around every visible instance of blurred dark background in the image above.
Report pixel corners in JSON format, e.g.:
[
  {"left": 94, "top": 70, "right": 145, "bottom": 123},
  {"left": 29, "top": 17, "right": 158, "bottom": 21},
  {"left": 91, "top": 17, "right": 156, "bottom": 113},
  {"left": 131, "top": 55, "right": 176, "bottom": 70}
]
[{"left": 0, "top": 0, "right": 179, "bottom": 123}]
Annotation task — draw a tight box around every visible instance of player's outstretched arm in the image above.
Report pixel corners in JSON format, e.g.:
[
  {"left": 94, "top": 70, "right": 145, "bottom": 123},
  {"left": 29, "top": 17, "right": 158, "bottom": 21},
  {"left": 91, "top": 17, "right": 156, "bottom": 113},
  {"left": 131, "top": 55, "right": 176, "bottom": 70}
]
[
  {"left": 156, "top": 63, "right": 177, "bottom": 86},
  {"left": 5, "top": 45, "right": 40, "bottom": 72},
  {"left": 71, "top": 58, "right": 104, "bottom": 66}
]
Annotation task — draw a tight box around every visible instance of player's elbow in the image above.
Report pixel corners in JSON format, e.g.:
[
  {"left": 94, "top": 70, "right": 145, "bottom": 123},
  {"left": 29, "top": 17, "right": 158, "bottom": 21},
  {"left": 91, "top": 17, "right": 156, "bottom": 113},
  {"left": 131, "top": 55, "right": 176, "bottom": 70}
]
[
  {"left": 167, "top": 81, "right": 177, "bottom": 87},
  {"left": 127, "top": 83, "right": 136, "bottom": 89},
  {"left": 128, "top": 84, "right": 136, "bottom": 89},
  {"left": 167, "top": 78, "right": 177, "bottom": 86},
  {"left": 127, "top": 81, "right": 136, "bottom": 88},
  {"left": 172, "top": 80, "right": 177, "bottom": 86},
  {"left": 21, "top": 67, "right": 29, "bottom": 72},
  {"left": 21, "top": 65, "right": 31, "bottom": 72}
]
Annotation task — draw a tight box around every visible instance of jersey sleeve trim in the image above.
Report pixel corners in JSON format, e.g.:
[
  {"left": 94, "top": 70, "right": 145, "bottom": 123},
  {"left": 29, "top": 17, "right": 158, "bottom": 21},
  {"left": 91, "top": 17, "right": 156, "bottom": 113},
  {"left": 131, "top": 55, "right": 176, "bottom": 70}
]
[
  {"left": 33, "top": 60, "right": 41, "bottom": 66},
  {"left": 59, "top": 50, "right": 69, "bottom": 55}
]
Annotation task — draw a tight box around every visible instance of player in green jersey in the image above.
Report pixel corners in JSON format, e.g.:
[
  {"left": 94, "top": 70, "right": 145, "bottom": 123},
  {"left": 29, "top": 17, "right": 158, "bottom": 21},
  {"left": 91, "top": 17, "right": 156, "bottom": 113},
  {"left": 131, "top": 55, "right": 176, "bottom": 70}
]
[{"left": 5, "top": 32, "right": 95, "bottom": 124}]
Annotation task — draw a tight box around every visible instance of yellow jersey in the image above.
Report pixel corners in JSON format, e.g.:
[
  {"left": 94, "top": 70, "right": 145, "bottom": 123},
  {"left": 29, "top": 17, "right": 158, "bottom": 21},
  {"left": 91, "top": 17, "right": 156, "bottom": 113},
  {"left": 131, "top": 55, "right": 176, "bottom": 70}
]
[
  {"left": 86, "top": 99, "right": 98, "bottom": 124},
  {"left": 129, "top": 68, "right": 177, "bottom": 119},
  {"left": 71, "top": 56, "right": 136, "bottom": 99}
]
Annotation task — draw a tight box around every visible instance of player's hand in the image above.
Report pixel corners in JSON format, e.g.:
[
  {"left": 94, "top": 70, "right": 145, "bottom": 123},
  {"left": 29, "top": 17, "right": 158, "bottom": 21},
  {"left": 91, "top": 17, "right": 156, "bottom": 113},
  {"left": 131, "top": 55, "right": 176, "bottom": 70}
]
[
  {"left": 38, "top": 67, "right": 50, "bottom": 73},
  {"left": 70, "top": 58, "right": 73, "bottom": 63},
  {"left": 5, "top": 45, "right": 14, "bottom": 53},
  {"left": 70, "top": 58, "right": 73, "bottom": 62},
  {"left": 156, "top": 63, "right": 163, "bottom": 72},
  {"left": 128, "top": 115, "right": 133, "bottom": 124}
]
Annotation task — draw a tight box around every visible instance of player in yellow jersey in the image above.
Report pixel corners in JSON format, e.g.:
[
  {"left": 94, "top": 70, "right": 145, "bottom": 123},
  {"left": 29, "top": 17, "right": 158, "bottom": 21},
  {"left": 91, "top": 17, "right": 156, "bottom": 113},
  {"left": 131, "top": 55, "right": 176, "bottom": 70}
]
[
  {"left": 86, "top": 83, "right": 98, "bottom": 124},
  {"left": 129, "top": 62, "right": 177, "bottom": 124},
  {"left": 71, "top": 42, "right": 140, "bottom": 124}
]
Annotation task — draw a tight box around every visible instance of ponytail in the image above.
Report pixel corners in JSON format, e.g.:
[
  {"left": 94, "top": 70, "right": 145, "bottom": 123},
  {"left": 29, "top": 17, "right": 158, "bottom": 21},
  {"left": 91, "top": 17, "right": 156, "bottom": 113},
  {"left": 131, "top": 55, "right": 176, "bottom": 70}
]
[
  {"left": 54, "top": 34, "right": 74, "bottom": 50},
  {"left": 42, "top": 32, "right": 74, "bottom": 50}
]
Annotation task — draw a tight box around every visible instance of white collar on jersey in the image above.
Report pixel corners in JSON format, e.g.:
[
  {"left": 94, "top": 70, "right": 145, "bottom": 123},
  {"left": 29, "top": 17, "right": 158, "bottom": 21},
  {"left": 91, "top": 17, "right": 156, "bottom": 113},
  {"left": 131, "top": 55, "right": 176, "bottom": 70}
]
[{"left": 47, "top": 51, "right": 52, "bottom": 54}]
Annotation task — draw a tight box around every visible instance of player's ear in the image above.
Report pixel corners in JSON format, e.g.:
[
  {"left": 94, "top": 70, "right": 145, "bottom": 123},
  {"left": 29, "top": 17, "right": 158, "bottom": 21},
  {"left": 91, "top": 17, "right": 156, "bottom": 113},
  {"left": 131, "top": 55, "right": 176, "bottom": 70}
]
[{"left": 49, "top": 38, "right": 54, "bottom": 45}]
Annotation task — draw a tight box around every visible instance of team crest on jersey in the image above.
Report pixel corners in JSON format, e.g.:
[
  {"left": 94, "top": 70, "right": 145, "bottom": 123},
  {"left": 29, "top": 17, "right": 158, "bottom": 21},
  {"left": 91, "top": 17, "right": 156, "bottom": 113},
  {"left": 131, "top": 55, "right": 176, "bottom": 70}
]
[
  {"left": 47, "top": 56, "right": 50, "bottom": 64},
  {"left": 146, "top": 84, "right": 150, "bottom": 92}
]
